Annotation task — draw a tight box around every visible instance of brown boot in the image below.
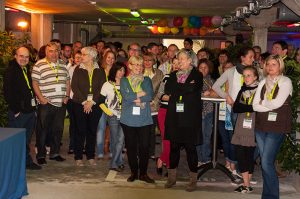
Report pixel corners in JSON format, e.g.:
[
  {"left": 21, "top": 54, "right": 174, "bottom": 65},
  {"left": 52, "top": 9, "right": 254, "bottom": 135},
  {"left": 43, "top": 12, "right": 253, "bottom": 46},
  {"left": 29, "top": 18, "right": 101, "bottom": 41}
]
[
  {"left": 186, "top": 172, "right": 198, "bottom": 192},
  {"left": 164, "top": 169, "right": 176, "bottom": 188}
]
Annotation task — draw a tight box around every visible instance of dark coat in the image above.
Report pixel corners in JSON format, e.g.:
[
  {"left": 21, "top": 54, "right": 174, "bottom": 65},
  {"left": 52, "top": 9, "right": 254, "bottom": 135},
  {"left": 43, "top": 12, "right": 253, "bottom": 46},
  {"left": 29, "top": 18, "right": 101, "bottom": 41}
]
[{"left": 164, "top": 67, "right": 203, "bottom": 144}]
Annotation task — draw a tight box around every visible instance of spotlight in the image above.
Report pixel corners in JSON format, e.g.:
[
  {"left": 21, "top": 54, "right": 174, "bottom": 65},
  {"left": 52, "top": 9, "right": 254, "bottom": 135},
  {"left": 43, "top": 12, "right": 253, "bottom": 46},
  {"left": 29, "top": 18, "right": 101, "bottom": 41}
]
[
  {"left": 17, "top": 21, "right": 28, "bottom": 28},
  {"left": 130, "top": 9, "right": 140, "bottom": 18}
]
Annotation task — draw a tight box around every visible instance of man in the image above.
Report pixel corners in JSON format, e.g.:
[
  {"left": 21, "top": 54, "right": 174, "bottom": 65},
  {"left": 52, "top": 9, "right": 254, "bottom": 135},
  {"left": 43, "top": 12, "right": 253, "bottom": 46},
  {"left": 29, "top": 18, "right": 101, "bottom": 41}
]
[
  {"left": 225, "top": 40, "right": 234, "bottom": 48},
  {"left": 32, "top": 42, "right": 70, "bottom": 165},
  {"left": 183, "top": 38, "right": 198, "bottom": 67},
  {"left": 72, "top": 41, "right": 82, "bottom": 54},
  {"left": 197, "top": 48, "right": 210, "bottom": 60},
  {"left": 61, "top": 44, "right": 72, "bottom": 65},
  {"left": 158, "top": 44, "right": 179, "bottom": 75},
  {"left": 271, "top": 40, "right": 294, "bottom": 74},
  {"left": 147, "top": 42, "right": 160, "bottom": 67},
  {"left": 96, "top": 40, "right": 105, "bottom": 56},
  {"left": 3, "top": 46, "right": 41, "bottom": 170}
]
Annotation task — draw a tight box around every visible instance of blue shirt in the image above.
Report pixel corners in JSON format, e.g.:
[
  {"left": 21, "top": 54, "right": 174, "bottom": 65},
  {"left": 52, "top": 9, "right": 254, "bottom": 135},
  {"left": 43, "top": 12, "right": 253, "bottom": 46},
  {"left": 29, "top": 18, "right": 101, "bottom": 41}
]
[{"left": 120, "top": 76, "right": 153, "bottom": 127}]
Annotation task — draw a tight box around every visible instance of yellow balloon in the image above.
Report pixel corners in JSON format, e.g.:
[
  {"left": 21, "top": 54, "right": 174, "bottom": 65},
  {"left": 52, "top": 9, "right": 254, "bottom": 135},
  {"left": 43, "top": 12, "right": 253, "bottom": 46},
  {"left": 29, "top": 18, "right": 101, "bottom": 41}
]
[
  {"left": 129, "top": 25, "right": 135, "bottom": 32},
  {"left": 164, "top": 26, "right": 171, "bottom": 34},
  {"left": 158, "top": 26, "right": 165, "bottom": 34},
  {"left": 182, "top": 17, "right": 189, "bottom": 27},
  {"left": 170, "top": 27, "right": 179, "bottom": 34}
]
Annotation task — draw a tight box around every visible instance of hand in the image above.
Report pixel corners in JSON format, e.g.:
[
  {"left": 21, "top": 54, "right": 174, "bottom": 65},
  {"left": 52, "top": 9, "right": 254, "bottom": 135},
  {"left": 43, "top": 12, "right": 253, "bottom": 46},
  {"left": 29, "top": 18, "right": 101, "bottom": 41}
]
[
  {"left": 203, "top": 90, "right": 211, "bottom": 97},
  {"left": 63, "top": 97, "right": 69, "bottom": 104},
  {"left": 83, "top": 101, "right": 93, "bottom": 114},
  {"left": 133, "top": 98, "right": 141, "bottom": 104},
  {"left": 137, "top": 91, "right": 146, "bottom": 98},
  {"left": 40, "top": 97, "right": 49, "bottom": 105},
  {"left": 14, "top": 112, "right": 20, "bottom": 118},
  {"left": 162, "top": 95, "right": 170, "bottom": 101},
  {"left": 68, "top": 58, "right": 73, "bottom": 64},
  {"left": 226, "top": 95, "right": 234, "bottom": 106}
]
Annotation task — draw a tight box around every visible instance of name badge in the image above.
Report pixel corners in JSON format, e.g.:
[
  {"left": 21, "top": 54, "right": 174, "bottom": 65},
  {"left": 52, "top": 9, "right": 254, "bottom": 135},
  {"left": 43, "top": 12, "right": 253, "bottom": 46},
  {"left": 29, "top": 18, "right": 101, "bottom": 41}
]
[
  {"left": 243, "top": 118, "right": 252, "bottom": 129},
  {"left": 176, "top": 103, "right": 184, "bottom": 112},
  {"left": 268, "top": 112, "right": 277, "bottom": 121},
  {"left": 31, "top": 98, "right": 36, "bottom": 107},
  {"left": 219, "top": 102, "right": 226, "bottom": 121},
  {"left": 116, "top": 112, "right": 121, "bottom": 120},
  {"left": 87, "top": 94, "right": 93, "bottom": 101},
  {"left": 132, "top": 106, "right": 140, "bottom": 115}
]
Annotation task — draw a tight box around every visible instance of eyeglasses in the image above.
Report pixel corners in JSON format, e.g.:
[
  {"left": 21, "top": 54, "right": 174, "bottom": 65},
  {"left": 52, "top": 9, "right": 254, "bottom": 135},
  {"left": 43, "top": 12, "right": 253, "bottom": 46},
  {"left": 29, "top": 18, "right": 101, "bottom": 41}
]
[{"left": 130, "top": 63, "right": 142, "bottom": 66}]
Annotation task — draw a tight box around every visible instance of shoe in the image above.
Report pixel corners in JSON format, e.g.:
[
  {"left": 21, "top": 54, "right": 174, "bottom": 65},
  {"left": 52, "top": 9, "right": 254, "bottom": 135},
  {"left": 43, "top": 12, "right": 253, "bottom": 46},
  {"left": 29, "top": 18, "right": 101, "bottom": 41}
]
[
  {"left": 118, "top": 164, "right": 125, "bottom": 171},
  {"left": 97, "top": 154, "right": 104, "bottom": 160},
  {"left": 127, "top": 173, "right": 138, "bottom": 182},
  {"left": 49, "top": 155, "right": 66, "bottom": 162},
  {"left": 246, "top": 186, "right": 253, "bottom": 193},
  {"left": 250, "top": 178, "right": 257, "bottom": 185},
  {"left": 68, "top": 149, "right": 74, "bottom": 154},
  {"left": 232, "top": 170, "right": 242, "bottom": 179},
  {"left": 150, "top": 155, "right": 156, "bottom": 160},
  {"left": 110, "top": 167, "right": 122, "bottom": 172},
  {"left": 156, "top": 158, "right": 163, "bottom": 176},
  {"left": 75, "top": 160, "right": 84, "bottom": 166},
  {"left": 37, "top": 158, "right": 47, "bottom": 165},
  {"left": 234, "top": 185, "right": 247, "bottom": 193},
  {"left": 88, "top": 159, "right": 97, "bottom": 166},
  {"left": 26, "top": 163, "right": 42, "bottom": 170},
  {"left": 139, "top": 174, "right": 155, "bottom": 183}
]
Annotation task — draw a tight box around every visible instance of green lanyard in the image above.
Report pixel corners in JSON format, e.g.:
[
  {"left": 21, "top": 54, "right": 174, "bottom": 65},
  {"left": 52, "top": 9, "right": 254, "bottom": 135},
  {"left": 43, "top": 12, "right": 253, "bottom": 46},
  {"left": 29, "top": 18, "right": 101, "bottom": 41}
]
[
  {"left": 88, "top": 68, "right": 94, "bottom": 93},
  {"left": 179, "top": 96, "right": 183, "bottom": 102},
  {"left": 267, "top": 81, "right": 279, "bottom": 101},
  {"left": 112, "top": 82, "right": 122, "bottom": 109},
  {"left": 127, "top": 77, "right": 142, "bottom": 93},
  {"left": 244, "top": 93, "right": 255, "bottom": 117},
  {"left": 46, "top": 60, "right": 59, "bottom": 82},
  {"left": 240, "top": 75, "right": 244, "bottom": 86},
  {"left": 167, "top": 62, "right": 171, "bottom": 74},
  {"left": 22, "top": 67, "right": 33, "bottom": 97}
]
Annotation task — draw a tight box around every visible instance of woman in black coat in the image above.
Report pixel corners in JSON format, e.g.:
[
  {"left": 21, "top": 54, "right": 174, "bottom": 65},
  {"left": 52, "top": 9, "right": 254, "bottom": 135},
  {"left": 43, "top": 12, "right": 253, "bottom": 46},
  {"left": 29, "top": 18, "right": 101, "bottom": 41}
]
[{"left": 164, "top": 49, "right": 203, "bottom": 192}]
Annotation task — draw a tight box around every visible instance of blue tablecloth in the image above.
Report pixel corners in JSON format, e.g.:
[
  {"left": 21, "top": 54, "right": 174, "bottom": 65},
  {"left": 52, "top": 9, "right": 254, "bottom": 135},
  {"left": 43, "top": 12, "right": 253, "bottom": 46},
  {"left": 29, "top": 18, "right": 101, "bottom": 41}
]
[{"left": 0, "top": 128, "right": 28, "bottom": 199}]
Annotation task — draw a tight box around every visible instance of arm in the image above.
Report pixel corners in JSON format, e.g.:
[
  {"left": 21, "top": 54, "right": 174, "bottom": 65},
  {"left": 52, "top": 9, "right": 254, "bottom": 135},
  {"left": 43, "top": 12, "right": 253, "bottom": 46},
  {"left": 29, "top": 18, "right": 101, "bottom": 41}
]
[
  {"left": 212, "top": 69, "right": 231, "bottom": 98},
  {"left": 232, "top": 90, "right": 254, "bottom": 113},
  {"left": 120, "top": 77, "right": 138, "bottom": 102},
  {"left": 253, "top": 80, "right": 271, "bottom": 112},
  {"left": 63, "top": 79, "right": 70, "bottom": 104},
  {"left": 71, "top": 68, "right": 86, "bottom": 103},
  {"left": 140, "top": 77, "right": 154, "bottom": 102}
]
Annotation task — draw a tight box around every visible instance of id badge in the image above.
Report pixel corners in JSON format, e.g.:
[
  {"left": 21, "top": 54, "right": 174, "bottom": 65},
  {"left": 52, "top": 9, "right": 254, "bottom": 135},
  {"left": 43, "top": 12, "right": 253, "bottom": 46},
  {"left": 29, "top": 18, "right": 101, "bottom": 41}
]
[
  {"left": 243, "top": 118, "right": 252, "bottom": 129},
  {"left": 219, "top": 102, "right": 226, "bottom": 121},
  {"left": 176, "top": 103, "right": 184, "bottom": 112},
  {"left": 268, "top": 112, "right": 277, "bottom": 121},
  {"left": 87, "top": 94, "right": 93, "bottom": 101},
  {"left": 132, "top": 106, "right": 140, "bottom": 115},
  {"left": 117, "top": 113, "right": 121, "bottom": 120},
  {"left": 31, "top": 98, "right": 36, "bottom": 107}
]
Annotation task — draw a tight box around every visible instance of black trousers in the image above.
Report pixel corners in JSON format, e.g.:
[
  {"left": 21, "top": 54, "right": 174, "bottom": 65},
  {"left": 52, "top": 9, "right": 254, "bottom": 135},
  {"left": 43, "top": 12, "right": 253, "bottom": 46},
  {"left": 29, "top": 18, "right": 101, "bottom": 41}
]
[
  {"left": 66, "top": 99, "right": 75, "bottom": 151},
  {"left": 36, "top": 103, "right": 66, "bottom": 159},
  {"left": 73, "top": 102, "right": 102, "bottom": 160},
  {"left": 169, "top": 141, "right": 198, "bottom": 173},
  {"left": 235, "top": 145, "right": 255, "bottom": 174},
  {"left": 149, "top": 115, "right": 158, "bottom": 157},
  {"left": 121, "top": 123, "right": 151, "bottom": 176}
]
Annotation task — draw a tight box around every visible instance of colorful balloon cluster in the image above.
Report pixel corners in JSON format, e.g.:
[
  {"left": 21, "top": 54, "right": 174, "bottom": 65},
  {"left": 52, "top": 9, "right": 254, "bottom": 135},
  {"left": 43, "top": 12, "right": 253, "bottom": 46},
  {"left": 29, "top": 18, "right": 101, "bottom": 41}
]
[{"left": 150, "top": 16, "right": 222, "bottom": 36}]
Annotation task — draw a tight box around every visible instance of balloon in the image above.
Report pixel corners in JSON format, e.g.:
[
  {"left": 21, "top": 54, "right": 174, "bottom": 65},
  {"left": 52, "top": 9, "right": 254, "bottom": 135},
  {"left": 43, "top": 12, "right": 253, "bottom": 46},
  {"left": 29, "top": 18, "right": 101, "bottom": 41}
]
[
  {"left": 194, "top": 17, "right": 201, "bottom": 28},
  {"left": 158, "top": 26, "right": 165, "bottom": 34},
  {"left": 189, "top": 16, "right": 198, "bottom": 27},
  {"left": 182, "top": 17, "right": 189, "bottom": 27},
  {"left": 190, "top": 28, "right": 199, "bottom": 36},
  {"left": 167, "top": 18, "right": 174, "bottom": 28},
  {"left": 151, "top": 25, "right": 158, "bottom": 34},
  {"left": 170, "top": 27, "right": 179, "bottom": 34},
  {"left": 129, "top": 25, "right": 135, "bottom": 32},
  {"left": 173, "top": 17, "right": 183, "bottom": 27},
  {"left": 183, "top": 27, "right": 190, "bottom": 35},
  {"left": 211, "top": 16, "right": 222, "bottom": 27},
  {"left": 202, "top": 16, "right": 212, "bottom": 27},
  {"left": 157, "top": 18, "right": 168, "bottom": 27},
  {"left": 164, "top": 26, "right": 171, "bottom": 34},
  {"left": 199, "top": 27, "right": 208, "bottom": 36}
]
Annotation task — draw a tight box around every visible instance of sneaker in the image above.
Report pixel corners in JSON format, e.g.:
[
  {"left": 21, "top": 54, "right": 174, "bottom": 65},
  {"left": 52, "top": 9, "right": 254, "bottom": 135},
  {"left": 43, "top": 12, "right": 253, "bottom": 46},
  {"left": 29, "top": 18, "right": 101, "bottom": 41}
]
[
  {"left": 75, "top": 160, "right": 84, "bottom": 167},
  {"left": 232, "top": 170, "right": 242, "bottom": 179},
  {"left": 97, "top": 154, "right": 104, "bottom": 160},
  {"left": 88, "top": 159, "right": 97, "bottom": 166},
  {"left": 246, "top": 186, "right": 253, "bottom": 193},
  {"left": 234, "top": 185, "right": 247, "bottom": 193},
  {"left": 250, "top": 178, "right": 257, "bottom": 185}
]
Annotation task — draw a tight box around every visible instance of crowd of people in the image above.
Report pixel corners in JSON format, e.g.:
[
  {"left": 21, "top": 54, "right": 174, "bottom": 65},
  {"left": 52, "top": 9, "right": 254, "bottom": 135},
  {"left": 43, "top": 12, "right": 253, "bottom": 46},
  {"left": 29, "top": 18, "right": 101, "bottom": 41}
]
[{"left": 3, "top": 37, "right": 298, "bottom": 196}]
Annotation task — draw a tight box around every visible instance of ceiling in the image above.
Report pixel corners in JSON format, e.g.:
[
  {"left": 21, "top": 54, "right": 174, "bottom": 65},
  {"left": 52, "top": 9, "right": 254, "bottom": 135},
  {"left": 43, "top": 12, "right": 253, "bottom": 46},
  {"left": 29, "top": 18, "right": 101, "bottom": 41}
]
[{"left": 6, "top": 0, "right": 251, "bottom": 24}]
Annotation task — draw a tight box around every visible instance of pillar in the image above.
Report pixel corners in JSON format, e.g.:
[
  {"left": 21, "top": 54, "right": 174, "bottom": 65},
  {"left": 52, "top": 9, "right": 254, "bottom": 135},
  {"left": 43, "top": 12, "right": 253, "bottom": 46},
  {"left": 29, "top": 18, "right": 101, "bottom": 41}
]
[
  {"left": 0, "top": 0, "right": 5, "bottom": 31},
  {"left": 245, "top": 7, "right": 277, "bottom": 52},
  {"left": 31, "top": 14, "right": 53, "bottom": 49}
]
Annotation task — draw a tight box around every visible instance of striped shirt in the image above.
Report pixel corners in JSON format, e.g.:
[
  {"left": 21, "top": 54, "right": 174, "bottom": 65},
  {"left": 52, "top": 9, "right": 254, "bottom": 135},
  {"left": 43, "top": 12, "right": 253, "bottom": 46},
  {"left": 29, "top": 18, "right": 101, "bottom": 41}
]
[{"left": 32, "top": 58, "right": 70, "bottom": 107}]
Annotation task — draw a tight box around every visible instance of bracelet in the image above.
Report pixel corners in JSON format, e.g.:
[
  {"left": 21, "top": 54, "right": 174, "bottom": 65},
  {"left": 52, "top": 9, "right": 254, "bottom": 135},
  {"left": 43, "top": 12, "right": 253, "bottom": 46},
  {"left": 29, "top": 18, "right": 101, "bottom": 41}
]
[{"left": 65, "top": 96, "right": 70, "bottom": 98}]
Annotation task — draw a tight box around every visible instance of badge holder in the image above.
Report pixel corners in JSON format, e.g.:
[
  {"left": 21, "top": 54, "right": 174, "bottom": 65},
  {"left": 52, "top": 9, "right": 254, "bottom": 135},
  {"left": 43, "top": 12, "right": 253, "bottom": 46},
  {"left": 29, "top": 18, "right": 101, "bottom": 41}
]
[
  {"left": 132, "top": 106, "right": 140, "bottom": 115},
  {"left": 268, "top": 112, "right": 277, "bottom": 121},
  {"left": 87, "top": 94, "right": 93, "bottom": 102}
]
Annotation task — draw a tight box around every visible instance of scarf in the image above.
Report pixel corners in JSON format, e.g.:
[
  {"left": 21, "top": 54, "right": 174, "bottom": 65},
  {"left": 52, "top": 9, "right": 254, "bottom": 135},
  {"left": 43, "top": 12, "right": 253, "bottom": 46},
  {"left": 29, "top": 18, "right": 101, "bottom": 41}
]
[
  {"left": 176, "top": 67, "right": 192, "bottom": 83},
  {"left": 265, "top": 75, "right": 281, "bottom": 98},
  {"left": 242, "top": 81, "right": 259, "bottom": 100}
]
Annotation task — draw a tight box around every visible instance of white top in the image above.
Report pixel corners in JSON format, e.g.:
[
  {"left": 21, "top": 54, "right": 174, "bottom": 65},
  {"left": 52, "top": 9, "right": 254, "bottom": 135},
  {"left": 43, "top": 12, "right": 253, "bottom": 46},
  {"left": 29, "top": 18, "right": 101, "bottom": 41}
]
[
  {"left": 100, "top": 81, "right": 121, "bottom": 117},
  {"left": 66, "top": 63, "right": 78, "bottom": 99},
  {"left": 253, "top": 75, "right": 292, "bottom": 112}
]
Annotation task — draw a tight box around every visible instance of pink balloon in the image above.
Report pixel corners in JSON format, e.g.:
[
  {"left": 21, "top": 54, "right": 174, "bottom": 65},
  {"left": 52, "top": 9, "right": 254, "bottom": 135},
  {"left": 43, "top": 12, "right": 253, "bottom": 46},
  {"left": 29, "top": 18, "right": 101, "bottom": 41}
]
[
  {"left": 211, "top": 16, "right": 222, "bottom": 27},
  {"left": 168, "top": 18, "right": 174, "bottom": 28}
]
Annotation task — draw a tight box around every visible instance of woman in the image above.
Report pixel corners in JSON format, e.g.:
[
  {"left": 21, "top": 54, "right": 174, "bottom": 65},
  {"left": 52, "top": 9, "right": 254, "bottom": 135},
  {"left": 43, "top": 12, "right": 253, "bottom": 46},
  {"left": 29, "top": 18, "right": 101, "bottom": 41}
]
[
  {"left": 232, "top": 66, "right": 259, "bottom": 193},
  {"left": 212, "top": 47, "right": 255, "bottom": 177},
  {"left": 96, "top": 50, "right": 115, "bottom": 159},
  {"left": 72, "top": 47, "right": 106, "bottom": 166},
  {"left": 99, "top": 62, "right": 126, "bottom": 171},
  {"left": 120, "top": 55, "right": 154, "bottom": 183},
  {"left": 143, "top": 52, "right": 164, "bottom": 160},
  {"left": 294, "top": 48, "right": 300, "bottom": 64},
  {"left": 156, "top": 57, "right": 180, "bottom": 175},
  {"left": 253, "top": 55, "right": 292, "bottom": 199},
  {"left": 164, "top": 50, "right": 203, "bottom": 192}
]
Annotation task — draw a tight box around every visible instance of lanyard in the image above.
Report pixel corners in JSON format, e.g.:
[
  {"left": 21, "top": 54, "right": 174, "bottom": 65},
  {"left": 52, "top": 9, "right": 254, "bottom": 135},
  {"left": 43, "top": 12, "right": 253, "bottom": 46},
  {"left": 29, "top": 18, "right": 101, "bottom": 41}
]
[
  {"left": 243, "top": 93, "right": 255, "bottom": 117},
  {"left": 46, "top": 60, "right": 59, "bottom": 82},
  {"left": 179, "top": 96, "right": 182, "bottom": 102},
  {"left": 22, "top": 67, "right": 33, "bottom": 97},
  {"left": 267, "top": 81, "right": 279, "bottom": 101},
  {"left": 127, "top": 77, "right": 142, "bottom": 93},
  {"left": 167, "top": 62, "right": 171, "bottom": 74},
  {"left": 240, "top": 75, "right": 244, "bottom": 86},
  {"left": 88, "top": 68, "right": 94, "bottom": 93},
  {"left": 112, "top": 82, "right": 122, "bottom": 108}
]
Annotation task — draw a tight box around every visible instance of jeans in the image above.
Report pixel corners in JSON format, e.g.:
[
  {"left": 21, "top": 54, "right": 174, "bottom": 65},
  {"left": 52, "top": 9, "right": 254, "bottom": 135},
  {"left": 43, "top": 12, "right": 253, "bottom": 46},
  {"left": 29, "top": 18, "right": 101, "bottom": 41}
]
[
  {"left": 96, "top": 113, "right": 107, "bottom": 157},
  {"left": 8, "top": 110, "right": 36, "bottom": 165},
  {"left": 255, "top": 130, "right": 285, "bottom": 199},
  {"left": 36, "top": 104, "right": 66, "bottom": 159},
  {"left": 66, "top": 99, "right": 75, "bottom": 151},
  {"left": 107, "top": 116, "right": 124, "bottom": 168},
  {"left": 197, "top": 112, "right": 213, "bottom": 162},
  {"left": 218, "top": 120, "right": 236, "bottom": 163}
]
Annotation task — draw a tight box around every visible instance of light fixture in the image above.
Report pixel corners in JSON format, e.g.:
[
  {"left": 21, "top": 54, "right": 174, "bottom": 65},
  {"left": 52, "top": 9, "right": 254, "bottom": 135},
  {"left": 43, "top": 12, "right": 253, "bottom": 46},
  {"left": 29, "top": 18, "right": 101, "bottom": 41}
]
[
  {"left": 130, "top": 9, "right": 140, "bottom": 18},
  {"left": 17, "top": 21, "right": 28, "bottom": 28},
  {"left": 141, "top": 19, "right": 148, "bottom": 24}
]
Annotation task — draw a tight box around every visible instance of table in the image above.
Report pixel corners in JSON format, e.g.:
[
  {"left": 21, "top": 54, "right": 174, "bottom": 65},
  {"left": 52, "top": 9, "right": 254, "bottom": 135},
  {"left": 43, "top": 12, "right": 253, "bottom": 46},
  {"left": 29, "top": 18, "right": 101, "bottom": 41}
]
[
  {"left": 0, "top": 128, "right": 28, "bottom": 199},
  {"left": 198, "top": 97, "right": 239, "bottom": 182}
]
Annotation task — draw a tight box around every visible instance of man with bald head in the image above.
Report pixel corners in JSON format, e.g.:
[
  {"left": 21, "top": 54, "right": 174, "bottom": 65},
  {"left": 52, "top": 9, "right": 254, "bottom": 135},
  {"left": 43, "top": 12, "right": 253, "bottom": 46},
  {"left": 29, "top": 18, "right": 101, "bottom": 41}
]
[{"left": 4, "top": 46, "right": 41, "bottom": 170}]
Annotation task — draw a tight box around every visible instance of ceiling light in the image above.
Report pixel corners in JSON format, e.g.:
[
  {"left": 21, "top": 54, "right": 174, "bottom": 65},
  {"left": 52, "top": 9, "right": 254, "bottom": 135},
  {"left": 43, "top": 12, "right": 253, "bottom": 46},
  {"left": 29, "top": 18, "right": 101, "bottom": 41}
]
[
  {"left": 17, "top": 21, "right": 28, "bottom": 28},
  {"left": 89, "top": 1, "right": 96, "bottom": 5},
  {"left": 141, "top": 20, "right": 148, "bottom": 24},
  {"left": 130, "top": 9, "right": 140, "bottom": 18}
]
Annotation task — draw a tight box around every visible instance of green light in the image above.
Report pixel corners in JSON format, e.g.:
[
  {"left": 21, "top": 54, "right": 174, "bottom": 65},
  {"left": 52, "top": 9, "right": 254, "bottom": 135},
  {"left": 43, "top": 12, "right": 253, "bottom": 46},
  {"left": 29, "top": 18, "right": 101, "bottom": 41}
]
[
  {"left": 141, "top": 20, "right": 148, "bottom": 24},
  {"left": 130, "top": 10, "right": 140, "bottom": 18}
]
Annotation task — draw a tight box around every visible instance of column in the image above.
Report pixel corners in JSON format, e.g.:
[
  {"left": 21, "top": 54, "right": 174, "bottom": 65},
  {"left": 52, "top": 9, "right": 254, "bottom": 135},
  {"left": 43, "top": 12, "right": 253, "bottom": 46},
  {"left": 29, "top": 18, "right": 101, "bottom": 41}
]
[
  {"left": 245, "top": 7, "right": 277, "bottom": 52},
  {"left": 0, "top": 0, "right": 5, "bottom": 31},
  {"left": 31, "top": 14, "right": 53, "bottom": 49}
]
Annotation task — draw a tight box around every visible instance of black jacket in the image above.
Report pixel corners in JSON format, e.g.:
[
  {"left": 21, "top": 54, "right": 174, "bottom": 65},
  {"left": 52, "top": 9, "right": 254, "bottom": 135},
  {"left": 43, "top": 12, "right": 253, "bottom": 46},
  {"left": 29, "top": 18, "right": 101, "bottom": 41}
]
[{"left": 3, "top": 59, "right": 36, "bottom": 113}]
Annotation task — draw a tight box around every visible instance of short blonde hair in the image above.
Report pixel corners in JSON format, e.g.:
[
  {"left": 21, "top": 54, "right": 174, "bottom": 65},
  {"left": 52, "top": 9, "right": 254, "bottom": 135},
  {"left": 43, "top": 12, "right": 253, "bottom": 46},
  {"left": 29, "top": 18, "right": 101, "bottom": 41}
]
[
  {"left": 128, "top": 55, "right": 143, "bottom": 67},
  {"left": 263, "top": 55, "right": 285, "bottom": 76}
]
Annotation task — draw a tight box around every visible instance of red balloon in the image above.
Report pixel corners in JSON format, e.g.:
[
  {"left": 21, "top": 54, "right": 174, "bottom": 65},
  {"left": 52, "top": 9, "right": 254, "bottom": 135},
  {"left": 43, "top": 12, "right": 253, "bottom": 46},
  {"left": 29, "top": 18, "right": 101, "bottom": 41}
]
[
  {"left": 190, "top": 28, "right": 199, "bottom": 36},
  {"left": 202, "top": 16, "right": 212, "bottom": 27},
  {"left": 151, "top": 25, "right": 158, "bottom": 34},
  {"left": 173, "top": 17, "right": 183, "bottom": 27},
  {"left": 157, "top": 18, "right": 168, "bottom": 27},
  {"left": 183, "top": 27, "right": 190, "bottom": 36}
]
